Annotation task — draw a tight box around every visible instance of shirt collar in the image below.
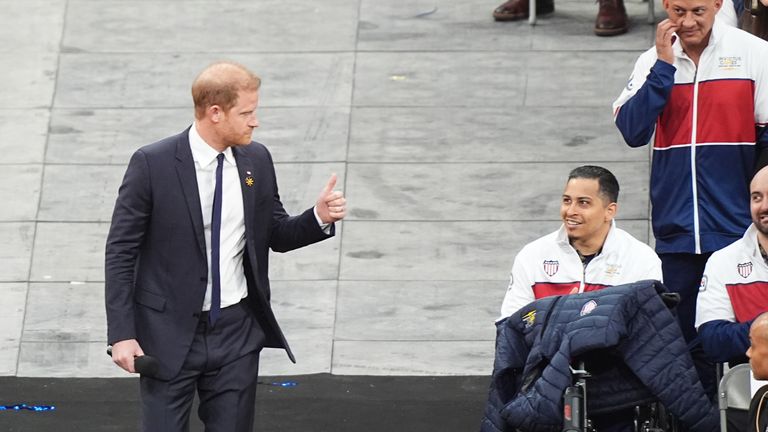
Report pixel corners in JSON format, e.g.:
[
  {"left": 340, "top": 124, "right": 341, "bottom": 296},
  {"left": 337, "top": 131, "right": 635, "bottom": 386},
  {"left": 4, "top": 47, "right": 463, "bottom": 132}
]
[
  {"left": 188, "top": 123, "right": 235, "bottom": 167},
  {"left": 749, "top": 225, "right": 768, "bottom": 267},
  {"left": 744, "top": 224, "right": 766, "bottom": 260},
  {"left": 710, "top": 16, "right": 725, "bottom": 46}
]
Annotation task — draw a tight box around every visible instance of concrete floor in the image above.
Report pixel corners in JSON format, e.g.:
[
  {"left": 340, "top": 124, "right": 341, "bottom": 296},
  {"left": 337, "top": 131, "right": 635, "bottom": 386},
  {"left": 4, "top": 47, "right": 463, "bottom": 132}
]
[{"left": 0, "top": 0, "right": 658, "bottom": 378}]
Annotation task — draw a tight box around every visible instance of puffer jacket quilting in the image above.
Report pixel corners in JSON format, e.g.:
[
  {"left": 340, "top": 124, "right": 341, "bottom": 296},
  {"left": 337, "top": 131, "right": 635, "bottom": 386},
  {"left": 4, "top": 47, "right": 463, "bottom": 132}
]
[{"left": 481, "top": 280, "right": 718, "bottom": 432}]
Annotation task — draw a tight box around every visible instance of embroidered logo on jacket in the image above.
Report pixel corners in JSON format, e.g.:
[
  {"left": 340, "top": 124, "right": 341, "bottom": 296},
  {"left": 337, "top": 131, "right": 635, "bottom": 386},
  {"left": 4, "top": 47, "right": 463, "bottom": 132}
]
[
  {"left": 718, "top": 56, "right": 742, "bottom": 70},
  {"left": 625, "top": 73, "right": 634, "bottom": 91},
  {"left": 522, "top": 310, "right": 536, "bottom": 328},
  {"left": 604, "top": 264, "right": 621, "bottom": 277},
  {"left": 738, "top": 262, "right": 753, "bottom": 278},
  {"left": 580, "top": 300, "right": 598, "bottom": 316},
  {"left": 543, "top": 260, "right": 559, "bottom": 276}
]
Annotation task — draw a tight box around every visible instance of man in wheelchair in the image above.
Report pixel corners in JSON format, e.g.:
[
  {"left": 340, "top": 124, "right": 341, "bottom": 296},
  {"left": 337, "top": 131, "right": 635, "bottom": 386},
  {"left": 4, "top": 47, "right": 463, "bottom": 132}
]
[
  {"left": 482, "top": 280, "right": 719, "bottom": 432},
  {"left": 482, "top": 166, "right": 717, "bottom": 432}
]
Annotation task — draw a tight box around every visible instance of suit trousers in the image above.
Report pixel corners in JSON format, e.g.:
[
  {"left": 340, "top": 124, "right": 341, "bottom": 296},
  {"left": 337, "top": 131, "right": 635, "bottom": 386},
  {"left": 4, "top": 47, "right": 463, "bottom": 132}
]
[{"left": 139, "top": 302, "right": 266, "bottom": 432}]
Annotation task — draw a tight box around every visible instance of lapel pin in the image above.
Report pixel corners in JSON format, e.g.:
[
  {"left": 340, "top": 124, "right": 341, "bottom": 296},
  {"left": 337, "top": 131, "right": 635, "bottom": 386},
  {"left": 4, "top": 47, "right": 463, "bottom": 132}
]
[
  {"left": 245, "top": 176, "right": 255, "bottom": 187},
  {"left": 246, "top": 171, "right": 252, "bottom": 175}
]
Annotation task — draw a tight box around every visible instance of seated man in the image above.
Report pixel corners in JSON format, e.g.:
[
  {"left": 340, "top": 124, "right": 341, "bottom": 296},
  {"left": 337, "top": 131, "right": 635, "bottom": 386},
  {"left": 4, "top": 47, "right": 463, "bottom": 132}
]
[
  {"left": 747, "top": 313, "right": 768, "bottom": 432},
  {"left": 696, "top": 166, "right": 768, "bottom": 364},
  {"left": 749, "top": 312, "right": 768, "bottom": 380},
  {"left": 495, "top": 166, "right": 671, "bottom": 432},
  {"left": 500, "top": 165, "right": 662, "bottom": 319}
]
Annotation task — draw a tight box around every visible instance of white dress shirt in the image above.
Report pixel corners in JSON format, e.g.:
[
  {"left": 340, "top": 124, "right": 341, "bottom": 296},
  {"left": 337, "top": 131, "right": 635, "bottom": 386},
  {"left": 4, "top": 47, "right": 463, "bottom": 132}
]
[{"left": 189, "top": 124, "right": 248, "bottom": 311}]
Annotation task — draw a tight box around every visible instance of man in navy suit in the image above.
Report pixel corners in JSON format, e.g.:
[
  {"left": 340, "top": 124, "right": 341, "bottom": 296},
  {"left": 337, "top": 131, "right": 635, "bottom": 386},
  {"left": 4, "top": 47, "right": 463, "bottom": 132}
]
[{"left": 105, "top": 61, "right": 346, "bottom": 431}]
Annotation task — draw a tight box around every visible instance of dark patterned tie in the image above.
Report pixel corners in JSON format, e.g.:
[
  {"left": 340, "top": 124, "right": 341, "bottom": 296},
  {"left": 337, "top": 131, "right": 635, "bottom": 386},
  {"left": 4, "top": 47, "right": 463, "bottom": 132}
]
[{"left": 209, "top": 153, "right": 224, "bottom": 326}]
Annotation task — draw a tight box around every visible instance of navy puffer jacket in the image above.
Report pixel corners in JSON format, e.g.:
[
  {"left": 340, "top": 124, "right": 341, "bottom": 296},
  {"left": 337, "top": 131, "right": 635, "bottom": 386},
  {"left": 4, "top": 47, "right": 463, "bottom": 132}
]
[{"left": 481, "top": 280, "right": 718, "bottom": 432}]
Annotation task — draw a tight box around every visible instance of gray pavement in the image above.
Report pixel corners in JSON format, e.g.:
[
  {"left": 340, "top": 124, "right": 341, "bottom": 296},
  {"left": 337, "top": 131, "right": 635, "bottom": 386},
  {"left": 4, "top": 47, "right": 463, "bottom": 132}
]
[{"left": 0, "top": 0, "right": 656, "bottom": 378}]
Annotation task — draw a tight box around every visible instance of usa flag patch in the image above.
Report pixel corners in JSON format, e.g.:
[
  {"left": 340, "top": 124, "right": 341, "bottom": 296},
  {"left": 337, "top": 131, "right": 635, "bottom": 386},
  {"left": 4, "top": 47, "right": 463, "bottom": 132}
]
[
  {"left": 543, "top": 260, "right": 559, "bottom": 277},
  {"left": 737, "top": 262, "right": 753, "bottom": 278}
]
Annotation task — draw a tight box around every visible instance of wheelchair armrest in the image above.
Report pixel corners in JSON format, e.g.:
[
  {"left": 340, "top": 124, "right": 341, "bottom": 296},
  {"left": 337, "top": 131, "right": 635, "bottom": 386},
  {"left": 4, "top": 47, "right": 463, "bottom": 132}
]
[{"left": 660, "top": 292, "right": 680, "bottom": 309}]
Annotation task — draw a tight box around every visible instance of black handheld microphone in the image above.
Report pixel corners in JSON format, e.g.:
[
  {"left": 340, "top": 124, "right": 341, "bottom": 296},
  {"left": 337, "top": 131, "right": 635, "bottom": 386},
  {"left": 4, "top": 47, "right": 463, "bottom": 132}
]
[
  {"left": 133, "top": 355, "right": 160, "bottom": 377},
  {"left": 106, "top": 346, "right": 160, "bottom": 378}
]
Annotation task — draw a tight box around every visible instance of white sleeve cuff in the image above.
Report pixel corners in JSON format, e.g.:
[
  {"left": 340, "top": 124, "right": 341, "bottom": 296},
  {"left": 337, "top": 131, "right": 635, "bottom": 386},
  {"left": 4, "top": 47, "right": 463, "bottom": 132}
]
[{"left": 313, "top": 206, "right": 332, "bottom": 234}]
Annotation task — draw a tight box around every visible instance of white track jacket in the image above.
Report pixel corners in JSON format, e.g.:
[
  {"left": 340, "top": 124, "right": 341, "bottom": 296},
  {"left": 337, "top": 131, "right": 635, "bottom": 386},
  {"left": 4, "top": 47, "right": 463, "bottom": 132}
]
[{"left": 500, "top": 222, "right": 663, "bottom": 319}]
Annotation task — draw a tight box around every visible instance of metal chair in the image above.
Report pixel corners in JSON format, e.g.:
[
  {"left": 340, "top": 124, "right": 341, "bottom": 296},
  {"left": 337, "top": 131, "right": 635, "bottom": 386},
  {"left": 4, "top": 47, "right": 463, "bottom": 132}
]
[{"left": 718, "top": 363, "right": 752, "bottom": 432}]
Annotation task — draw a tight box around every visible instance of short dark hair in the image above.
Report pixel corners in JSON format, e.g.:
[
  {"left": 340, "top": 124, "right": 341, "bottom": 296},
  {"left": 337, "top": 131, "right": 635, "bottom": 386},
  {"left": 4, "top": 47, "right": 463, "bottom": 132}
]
[{"left": 567, "top": 165, "right": 619, "bottom": 204}]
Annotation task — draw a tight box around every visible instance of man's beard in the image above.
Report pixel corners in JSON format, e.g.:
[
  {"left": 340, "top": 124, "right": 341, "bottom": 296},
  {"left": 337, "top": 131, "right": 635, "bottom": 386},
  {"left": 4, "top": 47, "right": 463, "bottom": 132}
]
[{"left": 754, "top": 216, "right": 768, "bottom": 237}]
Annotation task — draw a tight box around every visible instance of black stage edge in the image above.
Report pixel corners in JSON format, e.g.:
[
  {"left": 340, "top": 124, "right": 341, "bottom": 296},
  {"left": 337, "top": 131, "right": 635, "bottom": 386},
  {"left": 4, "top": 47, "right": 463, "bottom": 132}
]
[{"left": 0, "top": 374, "right": 490, "bottom": 431}]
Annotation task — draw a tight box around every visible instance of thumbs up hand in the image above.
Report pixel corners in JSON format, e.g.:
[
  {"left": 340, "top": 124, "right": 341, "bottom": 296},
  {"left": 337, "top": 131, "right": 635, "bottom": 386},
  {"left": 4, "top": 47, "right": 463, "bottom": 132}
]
[{"left": 316, "top": 173, "right": 346, "bottom": 224}]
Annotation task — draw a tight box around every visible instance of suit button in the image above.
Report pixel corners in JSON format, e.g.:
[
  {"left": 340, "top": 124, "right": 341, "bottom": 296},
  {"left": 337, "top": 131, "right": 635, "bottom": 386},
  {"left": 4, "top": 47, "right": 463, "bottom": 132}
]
[{"left": 200, "top": 276, "right": 206, "bottom": 282}]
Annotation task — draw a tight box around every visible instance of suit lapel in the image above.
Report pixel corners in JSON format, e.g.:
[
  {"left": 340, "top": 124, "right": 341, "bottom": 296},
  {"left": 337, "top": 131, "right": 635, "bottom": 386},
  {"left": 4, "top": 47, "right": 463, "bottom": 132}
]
[
  {"left": 175, "top": 129, "right": 206, "bottom": 256},
  {"left": 233, "top": 146, "right": 269, "bottom": 301},
  {"left": 233, "top": 147, "right": 256, "bottom": 233}
]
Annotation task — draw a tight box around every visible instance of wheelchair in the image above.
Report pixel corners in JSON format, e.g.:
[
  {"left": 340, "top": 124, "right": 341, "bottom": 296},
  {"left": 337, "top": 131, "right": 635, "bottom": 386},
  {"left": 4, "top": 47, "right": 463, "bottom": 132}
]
[
  {"left": 562, "top": 291, "right": 684, "bottom": 432},
  {"left": 563, "top": 359, "right": 680, "bottom": 432},
  {"left": 480, "top": 282, "right": 714, "bottom": 432}
]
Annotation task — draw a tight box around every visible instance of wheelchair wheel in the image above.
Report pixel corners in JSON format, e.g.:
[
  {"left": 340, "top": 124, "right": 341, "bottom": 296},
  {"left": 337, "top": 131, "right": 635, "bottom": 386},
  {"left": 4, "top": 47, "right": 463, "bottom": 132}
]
[{"left": 635, "top": 402, "right": 679, "bottom": 432}]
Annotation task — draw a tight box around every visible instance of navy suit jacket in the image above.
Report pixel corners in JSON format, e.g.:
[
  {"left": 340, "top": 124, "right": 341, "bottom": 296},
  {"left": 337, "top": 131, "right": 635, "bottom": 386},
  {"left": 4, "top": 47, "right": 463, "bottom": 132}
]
[{"left": 105, "top": 127, "right": 333, "bottom": 380}]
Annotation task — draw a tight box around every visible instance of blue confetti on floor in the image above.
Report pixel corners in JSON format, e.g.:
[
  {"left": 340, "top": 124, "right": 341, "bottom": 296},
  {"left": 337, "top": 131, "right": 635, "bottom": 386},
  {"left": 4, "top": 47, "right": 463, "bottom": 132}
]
[{"left": 0, "top": 404, "right": 56, "bottom": 412}]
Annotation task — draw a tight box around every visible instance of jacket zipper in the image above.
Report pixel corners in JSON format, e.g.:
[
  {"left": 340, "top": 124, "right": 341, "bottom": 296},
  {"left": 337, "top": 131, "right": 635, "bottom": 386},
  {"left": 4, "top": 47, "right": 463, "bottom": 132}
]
[
  {"left": 576, "top": 248, "right": 594, "bottom": 294},
  {"left": 691, "top": 66, "right": 701, "bottom": 254}
]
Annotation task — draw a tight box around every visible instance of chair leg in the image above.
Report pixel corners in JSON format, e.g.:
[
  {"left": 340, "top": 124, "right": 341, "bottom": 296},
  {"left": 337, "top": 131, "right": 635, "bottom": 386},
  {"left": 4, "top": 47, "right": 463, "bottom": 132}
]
[
  {"left": 529, "top": 0, "right": 537, "bottom": 24},
  {"left": 647, "top": 0, "right": 655, "bottom": 24}
]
